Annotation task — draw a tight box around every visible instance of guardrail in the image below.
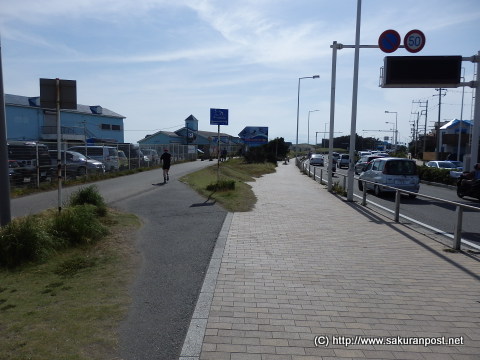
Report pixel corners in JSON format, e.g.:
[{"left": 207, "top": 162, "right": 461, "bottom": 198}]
[{"left": 296, "top": 157, "right": 480, "bottom": 251}]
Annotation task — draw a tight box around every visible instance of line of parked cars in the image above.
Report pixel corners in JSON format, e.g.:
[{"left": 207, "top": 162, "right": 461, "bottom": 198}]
[{"left": 6, "top": 141, "right": 162, "bottom": 186}]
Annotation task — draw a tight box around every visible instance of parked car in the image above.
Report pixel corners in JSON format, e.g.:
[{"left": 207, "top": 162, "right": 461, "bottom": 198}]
[
  {"left": 309, "top": 154, "right": 324, "bottom": 166},
  {"left": 354, "top": 155, "right": 387, "bottom": 174},
  {"left": 7, "top": 141, "right": 54, "bottom": 183},
  {"left": 337, "top": 154, "right": 349, "bottom": 169},
  {"left": 117, "top": 150, "right": 129, "bottom": 170},
  {"left": 426, "top": 161, "right": 461, "bottom": 171},
  {"left": 117, "top": 143, "right": 149, "bottom": 168},
  {"left": 358, "top": 157, "right": 419, "bottom": 198},
  {"left": 448, "top": 161, "right": 463, "bottom": 171},
  {"left": 68, "top": 145, "right": 120, "bottom": 172},
  {"left": 8, "top": 160, "right": 33, "bottom": 185},
  {"left": 142, "top": 149, "right": 160, "bottom": 165},
  {"left": 48, "top": 150, "right": 105, "bottom": 178}
]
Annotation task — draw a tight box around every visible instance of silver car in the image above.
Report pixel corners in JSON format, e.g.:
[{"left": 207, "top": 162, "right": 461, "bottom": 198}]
[
  {"left": 309, "top": 154, "right": 324, "bottom": 166},
  {"left": 49, "top": 150, "right": 105, "bottom": 178},
  {"left": 358, "top": 157, "right": 419, "bottom": 198}
]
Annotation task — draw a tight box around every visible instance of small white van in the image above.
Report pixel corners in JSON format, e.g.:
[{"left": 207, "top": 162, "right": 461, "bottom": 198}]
[{"left": 358, "top": 157, "right": 419, "bottom": 198}]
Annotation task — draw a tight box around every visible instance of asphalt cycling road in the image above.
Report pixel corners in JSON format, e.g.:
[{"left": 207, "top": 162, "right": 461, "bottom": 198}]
[{"left": 10, "top": 160, "right": 227, "bottom": 359}]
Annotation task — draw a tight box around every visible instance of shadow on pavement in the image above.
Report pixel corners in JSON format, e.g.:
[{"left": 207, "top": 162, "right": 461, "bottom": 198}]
[{"left": 340, "top": 195, "right": 480, "bottom": 281}]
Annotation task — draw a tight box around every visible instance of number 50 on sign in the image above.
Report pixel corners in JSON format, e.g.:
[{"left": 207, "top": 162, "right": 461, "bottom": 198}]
[{"left": 404, "top": 29, "right": 425, "bottom": 53}]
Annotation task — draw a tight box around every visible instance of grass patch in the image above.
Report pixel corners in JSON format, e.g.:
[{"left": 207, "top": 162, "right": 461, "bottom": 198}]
[
  {"left": 332, "top": 182, "right": 347, "bottom": 197},
  {"left": 0, "top": 209, "right": 141, "bottom": 360},
  {"left": 180, "top": 158, "right": 276, "bottom": 212}
]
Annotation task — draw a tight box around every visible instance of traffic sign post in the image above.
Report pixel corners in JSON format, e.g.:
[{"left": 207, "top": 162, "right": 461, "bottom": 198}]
[
  {"left": 404, "top": 29, "right": 426, "bottom": 53},
  {"left": 210, "top": 108, "right": 229, "bottom": 182}
]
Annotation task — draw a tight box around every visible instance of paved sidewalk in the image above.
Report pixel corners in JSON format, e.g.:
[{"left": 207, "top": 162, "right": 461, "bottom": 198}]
[{"left": 181, "top": 161, "right": 480, "bottom": 360}]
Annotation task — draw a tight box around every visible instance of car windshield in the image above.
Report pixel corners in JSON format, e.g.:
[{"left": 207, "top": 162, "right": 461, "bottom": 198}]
[{"left": 438, "top": 162, "right": 456, "bottom": 168}]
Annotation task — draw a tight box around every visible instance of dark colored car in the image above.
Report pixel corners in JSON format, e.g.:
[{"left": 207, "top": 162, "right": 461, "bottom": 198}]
[
  {"left": 7, "top": 141, "right": 54, "bottom": 183},
  {"left": 117, "top": 143, "right": 149, "bottom": 168},
  {"left": 8, "top": 160, "right": 33, "bottom": 185}
]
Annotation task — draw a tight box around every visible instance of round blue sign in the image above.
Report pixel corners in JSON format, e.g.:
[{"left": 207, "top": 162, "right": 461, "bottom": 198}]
[{"left": 378, "top": 29, "right": 401, "bottom": 53}]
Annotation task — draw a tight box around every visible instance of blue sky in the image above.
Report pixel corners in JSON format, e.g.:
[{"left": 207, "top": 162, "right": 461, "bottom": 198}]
[{"left": 1, "top": 0, "right": 479, "bottom": 145}]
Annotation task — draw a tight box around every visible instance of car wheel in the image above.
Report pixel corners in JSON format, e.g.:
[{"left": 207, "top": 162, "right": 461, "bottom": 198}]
[
  {"left": 456, "top": 187, "right": 465, "bottom": 198},
  {"left": 408, "top": 194, "right": 417, "bottom": 199},
  {"left": 358, "top": 180, "right": 363, "bottom": 191},
  {"left": 374, "top": 185, "right": 382, "bottom": 197},
  {"left": 77, "top": 166, "right": 86, "bottom": 176}
]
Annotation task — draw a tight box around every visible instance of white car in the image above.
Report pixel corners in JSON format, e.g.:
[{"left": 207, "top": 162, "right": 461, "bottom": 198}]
[
  {"left": 309, "top": 154, "right": 324, "bottom": 166},
  {"left": 358, "top": 158, "right": 419, "bottom": 198}
]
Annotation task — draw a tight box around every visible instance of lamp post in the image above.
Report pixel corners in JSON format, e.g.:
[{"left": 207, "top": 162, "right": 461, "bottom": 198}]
[
  {"left": 385, "top": 121, "right": 395, "bottom": 151},
  {"left": 307, "top": 110, "right": 320, "bottom": 145},
  {"left": 296, "top": 75, "right": 320, "bottom": 155},
  {"left": 385, "top": 111, "right": 398, "bottom": 152}
]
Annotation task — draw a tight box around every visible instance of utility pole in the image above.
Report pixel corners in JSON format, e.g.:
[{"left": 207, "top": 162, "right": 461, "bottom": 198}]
[
  {"left": 412, "top": 100, "right": 428, "bottom": 163},
  {"left": 0, "top": 38, "right": 11, "bottom": 226},
  {"left": 433, "top": 89, "right": 447, "bottom": 160}
]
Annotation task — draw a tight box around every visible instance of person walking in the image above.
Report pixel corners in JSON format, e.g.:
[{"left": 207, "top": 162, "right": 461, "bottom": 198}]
[{"left": 160, "top": 149, "right": 172, "bottom": 183}]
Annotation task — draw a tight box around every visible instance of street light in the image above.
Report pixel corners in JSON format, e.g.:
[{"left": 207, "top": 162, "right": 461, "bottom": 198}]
[
  {"left": 296, "top": 75, "right": 320, "bottom": 155},
  {"left": 385, "top": 121, "right": 395, "bottom": 151},
  {"left": 385, "top": 110, "right": 398, "bottom": 151},
  {"left": 307, "top": 110, "right": 320, "bottom": 145}
]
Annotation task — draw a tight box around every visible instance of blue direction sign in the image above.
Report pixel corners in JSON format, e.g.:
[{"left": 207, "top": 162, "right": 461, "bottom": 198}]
[
  {"left": 210, "top": 108, "right": 229, "bottom": 125},
  {"left": 378, "top": 29, "right": 401, "bottom": 53}
]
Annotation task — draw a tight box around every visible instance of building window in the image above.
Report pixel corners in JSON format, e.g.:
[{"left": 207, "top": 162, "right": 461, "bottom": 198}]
[
  {"left": 112, "top": 124, "right": 121, "bottom": 131},
  {"left": 101, "top": 124, "right": 111, "bottom": 130}
]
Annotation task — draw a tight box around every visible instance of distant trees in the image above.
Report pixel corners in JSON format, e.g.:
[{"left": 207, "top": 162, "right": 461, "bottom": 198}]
[{"left": 243, "top": 137, "right": 289, "bottom": 164}]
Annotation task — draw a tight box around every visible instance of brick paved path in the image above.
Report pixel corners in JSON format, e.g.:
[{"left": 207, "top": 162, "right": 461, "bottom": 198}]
[{"left": 184, "top": 161, "right": 480, "bottom": 360}]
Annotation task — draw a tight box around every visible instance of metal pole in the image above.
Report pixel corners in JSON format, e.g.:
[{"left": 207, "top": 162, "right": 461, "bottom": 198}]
[
  {"left": 56, "top": 78, "right": 62, "bottom": 212},
  {"left": 347, "top": 0, "right": 362, "bottom": 202},
  {"left": 296, "top": 78, "right": 301, "bottom": 157},
  {"left": 0, "top": 39, "right": 11, "bottom": 226},
  {"left": 469, "top": 51, "right": 480, "bottom": 167},
  {"left": 217, "top": 124, "right": 220, "bottom": 183},
  {"left": 423, "top": 101, "right": 428, "bottom": 162},
  {"left": 328, "top": 41, "right": 338, "bottom": 192},
  {"left": 458, "top": 69, "right": 465, "bottom": 161},
  {"left": 394, "top": 190, "right": 401, "bottom": 222},
  {"left": 395, "top": 112, "right": 398, "bottom": 152},
  {"left": 453, "top": 205, "right": 463, "bottom": 250},
  {"left": 361, "top": 181, "right": 367, "bottom": 206}
]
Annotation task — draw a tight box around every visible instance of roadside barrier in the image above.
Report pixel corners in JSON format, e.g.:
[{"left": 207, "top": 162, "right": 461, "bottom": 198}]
[{"left": 296, "top": 157, "right": 480, "bottom": 251}]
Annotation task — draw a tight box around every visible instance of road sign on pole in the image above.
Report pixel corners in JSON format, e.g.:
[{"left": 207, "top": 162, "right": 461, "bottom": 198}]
[
  {"left": 378, "top": 29, "right": 401, "bottom": 53},
  {"left": 210, "top": 108, "right": 229, "bottom": 125},
  {"left": 404, "top": 29, "right": 426, "bottom": 53}
]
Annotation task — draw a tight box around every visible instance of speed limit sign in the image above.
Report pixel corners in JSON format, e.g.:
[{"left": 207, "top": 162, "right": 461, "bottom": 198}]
[{"left": 404, "top": 29, "right": 425, "bottom": 53}]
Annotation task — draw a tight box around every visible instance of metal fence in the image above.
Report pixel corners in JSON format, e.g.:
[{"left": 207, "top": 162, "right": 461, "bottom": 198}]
[
  {"left": 6, "top": 140, "right": 196, "bottom": 189},
  {"left": 296, "top": 157, "right": 480, "bottom": 251}
]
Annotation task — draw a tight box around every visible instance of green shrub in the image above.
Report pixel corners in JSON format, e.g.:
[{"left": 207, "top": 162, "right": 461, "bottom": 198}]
[
  {"left": 68, "top": 185, "right": 107, "bottom": 216},
  {"left": 0, "top": 216, "right": 57, "bottom": 268},
  {"left": 332, "top": 182, "right": 347, "bottom": 196},
  {"left": 417, "top": 166, "right": 456, "bottom": 186},
  {"left": 206, "top": 179, "right": 236, "bottom": 192},
  {"left": 51, "top": 205, "right": 108, "bottom": 246}
]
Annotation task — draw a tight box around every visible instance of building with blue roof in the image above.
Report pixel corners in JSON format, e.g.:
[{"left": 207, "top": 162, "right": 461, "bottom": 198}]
[
  {"left": 438, "top": 119, "right": 473, "bottom": 160},
  {"left": 5, "top": 94, "right": 125, "bottom": 143}
]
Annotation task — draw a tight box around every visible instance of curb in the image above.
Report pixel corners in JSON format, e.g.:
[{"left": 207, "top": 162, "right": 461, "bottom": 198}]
[{"left": 178, "top": 212, "right": 233, "bottom": 360}]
